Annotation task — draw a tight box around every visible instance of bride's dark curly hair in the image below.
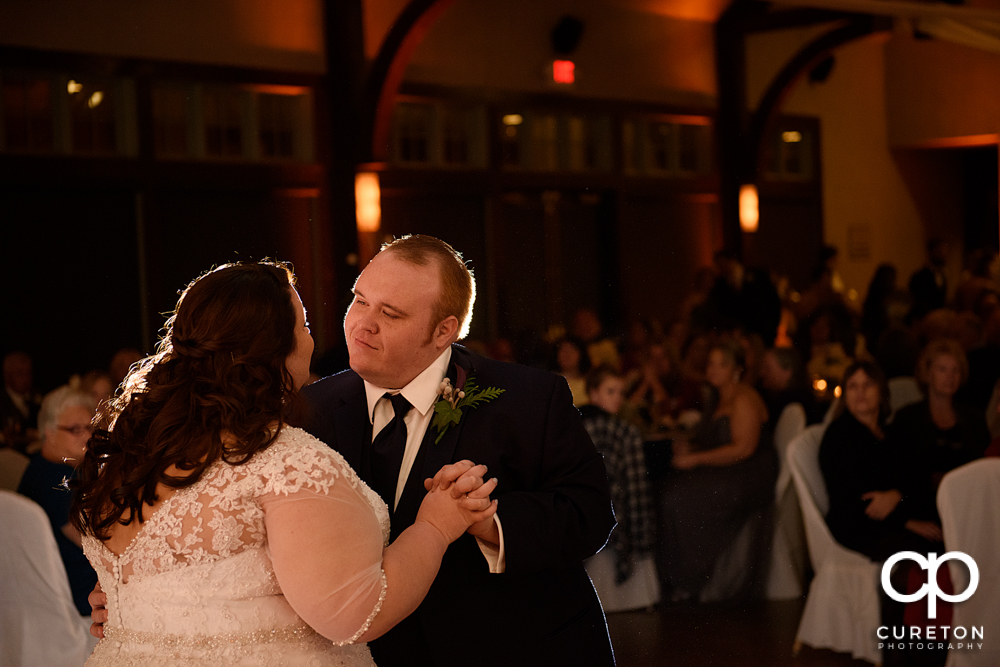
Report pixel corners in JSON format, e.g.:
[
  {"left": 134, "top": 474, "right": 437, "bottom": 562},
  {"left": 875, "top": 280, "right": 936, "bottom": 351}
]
[{"left": 71, "top": 260, "right": 302, "bottom": 540}]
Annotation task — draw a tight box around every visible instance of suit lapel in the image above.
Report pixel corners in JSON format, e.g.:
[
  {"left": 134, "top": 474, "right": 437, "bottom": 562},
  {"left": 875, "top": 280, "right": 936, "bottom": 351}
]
[
  {"left": 333, "top": 389, "right": 372, "bottom": 479},
  {"left": 392, "top": 346, "right": 476, "bottom": 533}
]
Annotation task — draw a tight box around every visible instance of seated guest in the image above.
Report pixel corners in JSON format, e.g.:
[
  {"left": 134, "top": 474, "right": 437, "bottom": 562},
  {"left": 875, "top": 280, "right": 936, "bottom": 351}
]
[
  {"left": 658, "top": 339, "right": 776, "bottom": 601},
  {"left": 627, "top": 341, "right": 702, "bottom": 434},
  {"left": 17, "top": 385, "right": 98, "bottom": 616},
  {"left": 1, "top": 351, "right": 42, "bottom": 452},
  {"left": 889, "top": 339, "right": 989, "bottom": 526},
  {"left": 572, "top": 307, "right": 621, "bottom": 370},
  {"left": 819, "top": 361, "right": 938, "bottom": 560},
  {"left": 79, "top": 370, "right": 114, "bottom": 407},
  {"left": 581, "top": 366, "right": 658, "bottom": 610},
  {"left": 550, "top": 336, "right": 591, "bottom": 407},
  {"left": 758, "top": 346, "right": 822, "bottom": 425}
]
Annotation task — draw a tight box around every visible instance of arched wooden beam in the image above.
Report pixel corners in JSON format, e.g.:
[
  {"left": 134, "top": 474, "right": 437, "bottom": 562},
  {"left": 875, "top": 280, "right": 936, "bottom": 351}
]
[
  {"left": 361, "top": 0, "right": 458, "bottom": 163},
  {"left": 745, "top": 13, "right": 891, "bottom": 179}
]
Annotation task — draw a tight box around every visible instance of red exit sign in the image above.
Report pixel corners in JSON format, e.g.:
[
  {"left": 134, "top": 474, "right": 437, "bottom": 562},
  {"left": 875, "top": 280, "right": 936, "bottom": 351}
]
[{"left": 552, "top": 60, "right": 575, "bottom": 84}]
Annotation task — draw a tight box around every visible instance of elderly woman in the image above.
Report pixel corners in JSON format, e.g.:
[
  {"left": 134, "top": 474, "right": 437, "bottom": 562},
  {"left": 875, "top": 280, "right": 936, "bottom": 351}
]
[
  {"left": 657, "top": 339, "right": 776, "bottom": 601},
  {"left": 888, "top": 339, "right": 988, "bottom": 531},
  {"left": 17, "top": 385, "right": 98, "bottom": 615}
]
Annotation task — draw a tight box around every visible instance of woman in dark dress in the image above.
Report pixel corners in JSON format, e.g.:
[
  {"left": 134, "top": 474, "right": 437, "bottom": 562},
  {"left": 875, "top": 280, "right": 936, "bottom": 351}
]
[
  {"left": 657, "top": 339, "right": 777, "bottom": 601},
  {"left": 819, "top": 360, "right": 935, "bottom": 559},
  {"left": 889, "top": 339, "right": 988, "bottom": 530}
]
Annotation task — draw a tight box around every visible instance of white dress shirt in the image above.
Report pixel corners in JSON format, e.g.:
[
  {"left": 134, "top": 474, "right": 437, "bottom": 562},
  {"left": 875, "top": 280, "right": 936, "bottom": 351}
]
[{"left": 363, "top": 347, "right": 505, "bottom": 573}]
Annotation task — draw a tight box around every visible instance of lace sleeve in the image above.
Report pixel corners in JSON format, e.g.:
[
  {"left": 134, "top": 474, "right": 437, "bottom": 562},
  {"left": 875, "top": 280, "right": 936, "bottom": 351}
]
[{"left": 259, "top": 430, "right": 388, "bottom": 645}]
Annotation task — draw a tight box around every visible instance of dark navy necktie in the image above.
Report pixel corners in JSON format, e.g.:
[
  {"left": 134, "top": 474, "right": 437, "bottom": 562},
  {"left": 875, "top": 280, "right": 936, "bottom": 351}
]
[{"left": 370, "top": 392, "right": 412, "bottom": 511}]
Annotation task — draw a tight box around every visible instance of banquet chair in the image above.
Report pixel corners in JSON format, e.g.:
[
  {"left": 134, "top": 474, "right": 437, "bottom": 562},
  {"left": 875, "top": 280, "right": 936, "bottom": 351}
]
[
  {"left": 787, "top": 425, "right": 882, "bottom": 665},
  {"left": 0, "top": 490, "right": 96, "bottom": 667},
  {"left": 886, "top": 376, "right": 921, "bottom": 423},
  {"left": 0, "top": 448, "right": 29, "bottom": 492},
  {"left": 766, "top": 403, "right": 807, "bottom": 600},
  {"left": 938, "top": 459, "right": 1000, "bottom": 667}
]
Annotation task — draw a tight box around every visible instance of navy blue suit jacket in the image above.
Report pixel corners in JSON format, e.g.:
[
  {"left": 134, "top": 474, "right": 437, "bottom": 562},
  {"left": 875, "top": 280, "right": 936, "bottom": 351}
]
[{"left": 301, "top": 345, "right": 616, "bottom": 667}]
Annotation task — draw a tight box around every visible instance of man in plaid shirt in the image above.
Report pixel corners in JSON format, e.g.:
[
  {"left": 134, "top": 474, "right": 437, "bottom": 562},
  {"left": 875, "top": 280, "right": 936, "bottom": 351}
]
[{"left": 580, "top": 365, "right": 656, "bottom": 583}]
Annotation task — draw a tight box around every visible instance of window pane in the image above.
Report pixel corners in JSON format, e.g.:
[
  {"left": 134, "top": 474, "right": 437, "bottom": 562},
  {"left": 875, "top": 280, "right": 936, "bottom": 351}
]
[
  {"left": 396, "top": 103, "right": 431, "bottom": 163},
  {"left": 566, "top": 116, "right": 592, "bottom": 171},
  {"left": 500, "top": 113, "right": 522, "bottom": 168},
  {"left": 153, "top": 86, "right": 189, "bottom": 157},
  {"left": 203, "top": 88, "right": 243, "bottom": 157},
  {"left": 441, "top": 108, "right": 469, "bottom": 165},
  {"left": 258, "top": 93, "right": 297, "bottom": 159},
  {"left": 530, "top": 114, "right": 558, "bottom": 171},
  {"left": 678, "top": 124, "right": 703, "bottom": 172},
  {"left": 648, "top": 122, "right": 673, "bottom": 171},
  {"left": 2, "top": 76, "right": 53, "bottom": 152}
]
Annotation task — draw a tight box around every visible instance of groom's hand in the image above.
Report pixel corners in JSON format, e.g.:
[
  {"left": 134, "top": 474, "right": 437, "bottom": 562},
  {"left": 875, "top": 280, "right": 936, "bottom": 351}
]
[
  {"left": 425, "top": 460, "right": 488, "bottom": 498},
  {"left": 89, "top": 582, "right": 108, "bottom": 639},
  {"left": 426, "top": 461, "right": 499, "bottom": 543}
]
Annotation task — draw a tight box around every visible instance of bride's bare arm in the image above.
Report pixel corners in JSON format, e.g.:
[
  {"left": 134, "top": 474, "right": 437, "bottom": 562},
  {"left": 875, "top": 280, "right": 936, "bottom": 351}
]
[{"left": 263, "top": 465, "right": 496, "bottom": 645}]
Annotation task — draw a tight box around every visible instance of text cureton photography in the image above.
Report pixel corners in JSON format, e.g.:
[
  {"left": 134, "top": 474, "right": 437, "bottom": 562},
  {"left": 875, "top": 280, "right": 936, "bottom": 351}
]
[{"left": 878, "top": 551, "right": 985, "bottom": 654}]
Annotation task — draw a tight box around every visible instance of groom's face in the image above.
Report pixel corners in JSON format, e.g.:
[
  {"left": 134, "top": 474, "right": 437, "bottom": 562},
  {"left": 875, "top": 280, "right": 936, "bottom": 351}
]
[{"left": 344, "top": 251, "right": 444, "bottom": 389}]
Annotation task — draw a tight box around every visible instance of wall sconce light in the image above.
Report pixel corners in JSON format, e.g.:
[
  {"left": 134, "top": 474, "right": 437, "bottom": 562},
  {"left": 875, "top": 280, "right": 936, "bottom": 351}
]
[
  {"left": 739, "top": 184, "right": 759, "bottom": 233},
  {"left": 355, "top": 172, "right": 381, "bottom": 233}
]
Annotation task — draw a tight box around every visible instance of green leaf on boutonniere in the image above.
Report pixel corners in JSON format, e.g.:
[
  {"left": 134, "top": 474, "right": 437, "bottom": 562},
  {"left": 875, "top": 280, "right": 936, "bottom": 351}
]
[{"left": 431, "top": 374, "right": 505, "bottom": 444}]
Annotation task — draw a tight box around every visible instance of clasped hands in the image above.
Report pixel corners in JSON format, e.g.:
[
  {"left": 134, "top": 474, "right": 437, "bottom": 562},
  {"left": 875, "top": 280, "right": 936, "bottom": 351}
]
[
  {"left": 861, "top": 489, "right": 943, "bottom": 542},
  {"left": 422, "top": 460, "right": 500, "bottom": 547}
]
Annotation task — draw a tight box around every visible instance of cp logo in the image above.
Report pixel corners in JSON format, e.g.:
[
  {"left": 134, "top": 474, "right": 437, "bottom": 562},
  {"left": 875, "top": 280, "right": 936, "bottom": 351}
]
[{"left": 881, "top": 551, "right": 979, "bottom": 619}]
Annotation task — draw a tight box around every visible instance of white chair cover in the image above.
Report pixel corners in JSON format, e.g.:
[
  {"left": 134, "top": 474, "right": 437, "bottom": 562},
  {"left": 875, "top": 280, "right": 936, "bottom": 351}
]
[
  {"left": 766, "top": 403, "right": 807, "bottom": 600},
  {"left": 938, "top": 459, "right": 1000, "bottom": 667},
  {"left": 788, "top": 425, "right": 882, "bottom": 665},
  {"left": 0, "top": 490, "right": 96, "bottom": 667},
  {"left": 585, "top": 550, "right": 660, "bottom": 612},
  {"left": 887, "top": 376, "right": 922, "bottom": 423}
]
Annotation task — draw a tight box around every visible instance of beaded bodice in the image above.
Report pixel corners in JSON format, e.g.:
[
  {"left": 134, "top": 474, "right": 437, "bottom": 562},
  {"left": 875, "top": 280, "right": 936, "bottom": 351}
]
[{"left": 82, "top": 427, "right": 388, "bottom": 666}]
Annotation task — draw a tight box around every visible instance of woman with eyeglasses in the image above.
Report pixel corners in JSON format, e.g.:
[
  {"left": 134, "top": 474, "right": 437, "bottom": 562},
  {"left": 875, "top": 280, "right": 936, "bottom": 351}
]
[{"left": 17, "top": 384, "right": 98, "bottom": 615}]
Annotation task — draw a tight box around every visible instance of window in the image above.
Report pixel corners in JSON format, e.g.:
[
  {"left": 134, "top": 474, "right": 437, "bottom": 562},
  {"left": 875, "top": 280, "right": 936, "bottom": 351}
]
[
  {"left": 623, "top": 115, "right": 712, "bottom": 177},
  {"left": 391, "top": 102, "right": 486, "bottom": 169}
]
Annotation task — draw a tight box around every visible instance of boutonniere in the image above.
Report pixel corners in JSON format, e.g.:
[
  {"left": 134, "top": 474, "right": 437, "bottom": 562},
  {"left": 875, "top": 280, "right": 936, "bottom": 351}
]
[{"left": 431, "top": 372, "right": 505, "bottom": 444}]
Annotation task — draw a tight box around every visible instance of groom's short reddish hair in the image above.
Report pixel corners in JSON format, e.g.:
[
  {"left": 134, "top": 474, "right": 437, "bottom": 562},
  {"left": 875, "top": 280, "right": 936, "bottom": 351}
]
[{"left": 380, "top": 235, "right": 475, "bottom": 339}]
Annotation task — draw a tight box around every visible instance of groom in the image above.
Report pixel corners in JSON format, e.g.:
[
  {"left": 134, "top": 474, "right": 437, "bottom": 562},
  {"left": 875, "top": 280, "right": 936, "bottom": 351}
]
[{"left": 302, "top": 235, "right": 616, "bottom": 667}]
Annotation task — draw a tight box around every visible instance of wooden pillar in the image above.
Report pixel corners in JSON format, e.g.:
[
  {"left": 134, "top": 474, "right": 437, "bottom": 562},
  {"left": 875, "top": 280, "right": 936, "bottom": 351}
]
[{"left": 323, "top": 0, "right": 365, "bottom": 309}]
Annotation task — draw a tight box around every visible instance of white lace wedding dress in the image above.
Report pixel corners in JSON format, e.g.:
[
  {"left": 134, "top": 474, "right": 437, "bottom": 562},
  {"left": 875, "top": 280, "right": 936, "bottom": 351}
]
[{"left": 82, "top": 427, "right": 390, "bottom": 666}]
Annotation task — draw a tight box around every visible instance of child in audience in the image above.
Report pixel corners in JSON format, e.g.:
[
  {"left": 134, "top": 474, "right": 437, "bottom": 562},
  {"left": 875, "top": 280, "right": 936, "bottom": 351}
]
[{"left": 581, "top": 365, "right": 659, "bottom": 611}]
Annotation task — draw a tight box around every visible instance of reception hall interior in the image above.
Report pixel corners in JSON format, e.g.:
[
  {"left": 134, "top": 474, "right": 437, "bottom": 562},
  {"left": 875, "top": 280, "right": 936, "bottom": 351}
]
[{"left": 1, "top": 0, "right": 999, "bottom": 665}]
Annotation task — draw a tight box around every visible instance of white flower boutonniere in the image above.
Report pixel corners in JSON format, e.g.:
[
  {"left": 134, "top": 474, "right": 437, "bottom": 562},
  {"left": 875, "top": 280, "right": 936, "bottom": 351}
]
[{"left": 431, "top": 374, "right": 505, "bottom": 444}]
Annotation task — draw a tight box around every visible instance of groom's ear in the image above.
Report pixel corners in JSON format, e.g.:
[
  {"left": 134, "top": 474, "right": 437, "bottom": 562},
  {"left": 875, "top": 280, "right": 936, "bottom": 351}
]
[{"left": 432, "top": 315, "right": 460, "bottom": 349}]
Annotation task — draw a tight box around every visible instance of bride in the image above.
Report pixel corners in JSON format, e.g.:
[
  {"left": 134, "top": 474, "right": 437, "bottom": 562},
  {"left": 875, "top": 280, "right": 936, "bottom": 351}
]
[{"left": 70, "top": 261, "right": 496, "bottom": 666}]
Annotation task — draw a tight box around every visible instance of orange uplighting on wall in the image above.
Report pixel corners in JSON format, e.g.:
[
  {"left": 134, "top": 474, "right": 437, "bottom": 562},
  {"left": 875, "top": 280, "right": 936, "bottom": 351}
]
[
  {"left": 355, "top": 172, "right": 381, "bottom": 233},
  {"left": 552, "top": 60, "right": 575, "bottom": 84},
  {"left": 739, "top": 184, "right": 759, "bottom": 232}
]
